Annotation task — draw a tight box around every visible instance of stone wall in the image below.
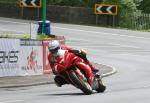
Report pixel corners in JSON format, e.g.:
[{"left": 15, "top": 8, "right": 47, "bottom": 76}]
[{"left": 0, "top": 3, "right": 114, "bottom": 26}]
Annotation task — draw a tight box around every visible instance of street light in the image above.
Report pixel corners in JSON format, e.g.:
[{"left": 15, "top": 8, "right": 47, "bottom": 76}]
[{"left": 42, "top": 0, "right": 46, "bottom": 34}]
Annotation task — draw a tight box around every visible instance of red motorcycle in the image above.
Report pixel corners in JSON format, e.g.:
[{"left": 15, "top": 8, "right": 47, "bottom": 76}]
[{"left": 55, "top": 50, "right": 106, "bottom": 95}]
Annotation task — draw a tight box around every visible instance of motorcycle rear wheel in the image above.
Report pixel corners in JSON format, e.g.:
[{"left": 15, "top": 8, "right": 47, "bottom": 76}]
[{"left": 95, "top": 79, "right": 106, "bottom": 93}]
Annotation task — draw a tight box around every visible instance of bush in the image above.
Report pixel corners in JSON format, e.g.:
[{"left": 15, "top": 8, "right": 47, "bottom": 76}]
[{"left": 103, "top": 0, "right": 141, "bottom": 29}]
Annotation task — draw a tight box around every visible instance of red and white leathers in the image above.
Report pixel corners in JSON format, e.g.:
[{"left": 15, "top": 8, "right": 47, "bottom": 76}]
[
  {"left": 48, "top": 44, "right": 98, "bottom": 85},
  {"left": 48, "top": 44, "right": 98, "bottom": 74},
  {"left": 62, "top": 45, "right": 97, "bottom": 72},
  {"left": 48, "top": 49, "right": 94, "bottom": 85}
]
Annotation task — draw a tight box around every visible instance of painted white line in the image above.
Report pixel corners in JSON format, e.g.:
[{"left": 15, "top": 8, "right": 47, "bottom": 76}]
[
  {"left": 0, "top": 100, "right": 24, "bottom": 103},
  {"left": 0, "top": 20, "right": 28, "bottom": 25},
  {"left": 0, "top": 19, "right": 149, "bottom": 41},
  {"left": 53, "top": 26, "right": 150, "bottom": 40},
  {"left": 79, "top": 44, "right": 141, "bottom": 49},
  {"left": 101, "top": 65, "right": 118, "bottom": 77},
  {"left": 0, "top": 27, "right": 25, "bottom": 33}
]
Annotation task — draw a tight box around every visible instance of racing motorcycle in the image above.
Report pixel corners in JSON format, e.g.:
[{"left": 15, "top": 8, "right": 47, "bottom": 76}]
[{"left": 55, "top": 50, "right": 106, "bottom": 95}]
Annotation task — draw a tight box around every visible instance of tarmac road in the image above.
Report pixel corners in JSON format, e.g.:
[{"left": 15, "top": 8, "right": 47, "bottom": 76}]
[{"left": 0, "top": 17, "right": 150, "bottom": 103}]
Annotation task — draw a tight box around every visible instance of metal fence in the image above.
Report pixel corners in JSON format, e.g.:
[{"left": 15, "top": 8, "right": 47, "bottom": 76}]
[{"left": 118, "top": 13, "right": 150, "bottom": 30}]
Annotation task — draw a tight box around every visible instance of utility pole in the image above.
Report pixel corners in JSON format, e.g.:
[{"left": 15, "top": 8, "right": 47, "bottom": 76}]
[{"left": 42, "top": 0, "right": 46, "bottom": 34}]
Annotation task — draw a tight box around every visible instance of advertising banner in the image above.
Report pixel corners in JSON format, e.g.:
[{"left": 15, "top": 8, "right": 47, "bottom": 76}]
[
  {"left": 0, "top": 39, "right": 20, "bottom": 77},
  {"left": 20, "top": 39, "right": 43, "bottom": 76},
  {"left": 43, "top": 37, "right": 65, "bottom": 74}
]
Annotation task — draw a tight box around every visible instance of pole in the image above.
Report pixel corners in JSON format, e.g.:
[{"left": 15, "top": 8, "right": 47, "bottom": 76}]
[
  {"left": 37, "top": 8, "right": 40, "bottom": 20},
  {"left": 30, "top": 21, "right": 31, "bottom": 38},
  {"left": 96, "top": 15, "right": 98, "bottom": 25},
  {"left": 21, "top": 7, "right": 24, "bottom": 18},
  {"left": 113, "top": 15, "right": 114, "bottom": 27},
  {"left": 42, "top": 0, "right": 46, "bottom": 34}
]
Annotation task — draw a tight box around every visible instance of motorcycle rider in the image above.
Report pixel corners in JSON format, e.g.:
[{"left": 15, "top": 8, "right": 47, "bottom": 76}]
[{"left": 48, "top": 40, "right": 100, "bottom": 87}]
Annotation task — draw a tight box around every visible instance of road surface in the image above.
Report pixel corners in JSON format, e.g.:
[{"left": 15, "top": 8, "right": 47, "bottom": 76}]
[{"left": 0, "top": 18, "right": 150, "bottom": 103}]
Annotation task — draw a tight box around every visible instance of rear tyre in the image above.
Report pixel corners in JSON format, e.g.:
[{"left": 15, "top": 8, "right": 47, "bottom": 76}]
[
  {"left": 69, "top": 71, "right": 93, "bottom": 95},
  {"left": 96, "top": 79, "right": 106, "bottom": 93}
]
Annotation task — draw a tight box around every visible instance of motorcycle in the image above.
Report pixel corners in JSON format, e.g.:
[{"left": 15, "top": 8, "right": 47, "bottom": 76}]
[{"left": 54, "top": 50, "right": 106, "bottom": 95}]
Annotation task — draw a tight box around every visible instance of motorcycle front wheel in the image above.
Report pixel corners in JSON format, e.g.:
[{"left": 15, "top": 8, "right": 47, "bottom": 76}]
[{"left": 69, "top": 71, "right": 93, "bottom": 95}]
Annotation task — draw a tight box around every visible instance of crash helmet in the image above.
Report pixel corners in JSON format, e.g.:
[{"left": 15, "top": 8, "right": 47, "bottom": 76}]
[{"left": 48, "top": 40, "right": 60, "bottom": 53}]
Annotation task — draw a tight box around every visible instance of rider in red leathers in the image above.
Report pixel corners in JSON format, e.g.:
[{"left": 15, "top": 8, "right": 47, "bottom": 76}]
[{"left": 48, "top": 40, "right": 100, "bottom": 87}]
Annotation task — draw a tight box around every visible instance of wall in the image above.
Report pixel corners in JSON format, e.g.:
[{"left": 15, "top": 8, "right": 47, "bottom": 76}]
[{"left": 0, "top": 3, "right": 114, "bottom": 26}]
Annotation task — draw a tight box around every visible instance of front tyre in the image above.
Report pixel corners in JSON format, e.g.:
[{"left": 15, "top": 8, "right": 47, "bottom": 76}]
[{"left": 69, "top": 71, "right": 93, "bottom": 95}]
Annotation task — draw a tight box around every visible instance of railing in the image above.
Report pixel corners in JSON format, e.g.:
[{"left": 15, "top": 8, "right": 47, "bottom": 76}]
[{"left": 118, "top": 13, "right": 150, "bottom": 30}]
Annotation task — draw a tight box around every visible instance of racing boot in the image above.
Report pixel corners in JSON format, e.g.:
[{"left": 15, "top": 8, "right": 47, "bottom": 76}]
[
  {"left": 54, "top": 76, "right": 68, "bottom": 87},
  {"left": 77, "top": 50, "right": 99, "bottom": 73},
  {"left": 85, "top": 61, "right": 99, "bottom": 73}
]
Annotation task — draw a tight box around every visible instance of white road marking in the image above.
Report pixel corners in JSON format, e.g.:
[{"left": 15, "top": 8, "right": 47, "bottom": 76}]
[
  {"left": 0, "top": 19, "right": 148, "bottom": 40},
  {"left": 53, "top": 26, "right": 150, "bottom": 40},
  {"left": 0, "top": 28, "right": 25, "bottom": 33},
  {"left": 0, "top": 100, "right": 24, "bottom": 103},
  {"left": 0, "top": 19, "right": 149, "bottom": 40},
  {"left": 0, "top": 20, "right": 28, "bottom": 25},
  {"left": 102, "top": 65, "right": 117, "bottom": 77}
]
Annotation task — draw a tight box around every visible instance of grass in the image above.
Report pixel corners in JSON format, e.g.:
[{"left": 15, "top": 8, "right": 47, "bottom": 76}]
[
  {"left": 140, "top": 29, "right": 150, "bottom": 32},
  {"left": 0, "top": 34, "right": 30, "bottom": 39},
  {"left": 36, "top": 34, "right": 49, "bottom": 40}
]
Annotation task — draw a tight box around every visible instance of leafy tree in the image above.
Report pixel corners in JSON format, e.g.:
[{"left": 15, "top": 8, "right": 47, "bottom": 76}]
[
  {"left": 137, "top": 0, "right": 150, "bottom": 13},
  {"left": 103, "top": 0, "right": 141, "bottom": 28}
]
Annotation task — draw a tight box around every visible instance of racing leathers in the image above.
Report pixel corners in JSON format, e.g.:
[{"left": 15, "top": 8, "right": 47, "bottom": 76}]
[{"left": 48, "top": 44, "right": 99, "bottom": 87}]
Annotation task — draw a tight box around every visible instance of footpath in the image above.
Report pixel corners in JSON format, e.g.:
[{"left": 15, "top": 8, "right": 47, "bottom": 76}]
[{"left": 0, "top": 63, "right": 117, "bottom": 88}]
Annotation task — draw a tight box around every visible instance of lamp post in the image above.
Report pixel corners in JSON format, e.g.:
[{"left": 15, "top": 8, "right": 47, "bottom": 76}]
[{"left": 42, "top": 0, "right": 46, "bottom": 34}]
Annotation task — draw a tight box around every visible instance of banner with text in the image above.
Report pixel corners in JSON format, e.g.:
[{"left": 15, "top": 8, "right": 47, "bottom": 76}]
[
  {"left": 0, "top": 39, "right": 20, "bottom": 77},
  {"left": 20, "top": 39, "right": 43, "bottom": 76}
]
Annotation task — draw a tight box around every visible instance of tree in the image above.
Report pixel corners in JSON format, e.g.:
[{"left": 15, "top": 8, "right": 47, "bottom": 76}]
[
  {"left": 137, "top": 0, "right": 150, "bottom": 13},
  {"left": 103, "top": 0, "right": 141, "bottom": 28}
]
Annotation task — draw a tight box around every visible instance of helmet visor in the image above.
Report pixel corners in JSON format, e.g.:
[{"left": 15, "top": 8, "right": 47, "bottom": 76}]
[{"left": 49, "top": 47, "right": 60, "bottom": 53}]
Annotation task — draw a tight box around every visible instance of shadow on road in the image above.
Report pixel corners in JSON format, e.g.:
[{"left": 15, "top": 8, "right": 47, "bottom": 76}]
[{"left": 45, "top": 92, "right": 85, "bottom": 96}]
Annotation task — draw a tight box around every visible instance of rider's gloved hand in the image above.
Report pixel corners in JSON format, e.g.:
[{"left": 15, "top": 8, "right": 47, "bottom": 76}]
[
  {"left": 79, "top": 49, "right": 88, "bottom": 61},
  {"left": 79, "top": 49, "right": 87, "bottom": 56}
]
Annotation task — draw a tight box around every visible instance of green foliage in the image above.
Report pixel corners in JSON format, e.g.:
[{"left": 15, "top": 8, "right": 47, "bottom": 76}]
[
  {"left": 103, "top": 0, "right": 141, "bottom": 28},
  {"left": 36, "top": 34, "right": 49, "bottom": 40},
  {"left": 103, "top": 0, "right": 139, "bottom": 14},
  {"left": 138, "top": 0, "right": 150, "bottom": 13},
  {"left": 0, "top": 34, "right": 30, "bottom": 39}
]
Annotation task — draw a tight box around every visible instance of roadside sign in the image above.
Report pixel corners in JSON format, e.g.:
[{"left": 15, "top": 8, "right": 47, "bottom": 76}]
[
  {"left": 20, "top": 0, "right": 42, "bottom": 8},
  {"left": 95, "top": 4, "right": 118, "bottom": 15}
]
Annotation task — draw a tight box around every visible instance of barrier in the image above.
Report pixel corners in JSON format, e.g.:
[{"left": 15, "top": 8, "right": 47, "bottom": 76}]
[
  {"left": 0, "top": 37, "right": 65, "bottom": 77},
  {"left": 0, "top": 39, "right": 20, "bottom": 77},
  {"left": 20, "top": 39, "right": 43, "bottom": 76}
]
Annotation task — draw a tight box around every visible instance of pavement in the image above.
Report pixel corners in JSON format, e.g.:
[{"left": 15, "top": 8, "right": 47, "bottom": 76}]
[{"left": 0, "top": 63, "right": 117, "bottom": 88}]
